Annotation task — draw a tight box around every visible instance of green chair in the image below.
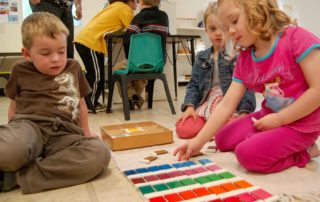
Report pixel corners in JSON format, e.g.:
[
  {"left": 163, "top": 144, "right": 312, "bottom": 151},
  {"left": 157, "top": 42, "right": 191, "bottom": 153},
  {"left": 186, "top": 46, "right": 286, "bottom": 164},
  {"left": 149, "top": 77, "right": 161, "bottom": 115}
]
[{"left": 106, "top": 32, "right": 176, "bottom": 120}]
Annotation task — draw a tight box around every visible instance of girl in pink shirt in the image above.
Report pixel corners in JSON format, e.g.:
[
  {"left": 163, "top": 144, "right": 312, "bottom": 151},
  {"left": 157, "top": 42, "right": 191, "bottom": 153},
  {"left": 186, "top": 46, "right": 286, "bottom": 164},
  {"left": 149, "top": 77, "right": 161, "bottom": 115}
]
[{"left": 174, "top": 0, "right": 320, "bottom": 173}]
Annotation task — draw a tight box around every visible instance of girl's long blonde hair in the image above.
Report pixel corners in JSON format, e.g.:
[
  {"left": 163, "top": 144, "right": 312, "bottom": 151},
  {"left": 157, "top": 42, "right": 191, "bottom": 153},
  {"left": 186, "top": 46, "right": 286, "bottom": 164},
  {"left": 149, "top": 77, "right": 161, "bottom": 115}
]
[{"left": 217, "top": 0, "right": 292, "bottom": 40}]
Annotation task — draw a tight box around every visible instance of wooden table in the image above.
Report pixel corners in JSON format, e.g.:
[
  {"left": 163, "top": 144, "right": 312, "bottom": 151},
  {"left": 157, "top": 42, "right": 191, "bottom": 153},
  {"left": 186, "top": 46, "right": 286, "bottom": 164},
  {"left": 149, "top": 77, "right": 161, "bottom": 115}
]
[{"left": 0, "top": 52, "right": 21, "bottom": 57}]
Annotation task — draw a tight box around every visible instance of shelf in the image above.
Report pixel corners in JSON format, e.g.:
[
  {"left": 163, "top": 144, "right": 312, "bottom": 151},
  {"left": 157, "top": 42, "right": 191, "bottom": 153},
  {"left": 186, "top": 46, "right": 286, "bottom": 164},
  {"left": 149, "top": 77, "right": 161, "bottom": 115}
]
[
  {"left": 177, "top": 53, "right": 191, "bottom": 56},
  {"left": 177, "top": 27, "right": 204, "bottom": 31},
  {"left": 178, "top": 75, "right": 191, "bottom": 83}
]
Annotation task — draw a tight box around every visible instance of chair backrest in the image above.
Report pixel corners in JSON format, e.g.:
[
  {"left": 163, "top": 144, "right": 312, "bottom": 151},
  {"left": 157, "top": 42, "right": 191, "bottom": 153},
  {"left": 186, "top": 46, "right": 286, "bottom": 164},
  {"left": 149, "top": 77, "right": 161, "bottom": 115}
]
[{"left": 116, "top": 33, "right": 164, "bottom": 75}]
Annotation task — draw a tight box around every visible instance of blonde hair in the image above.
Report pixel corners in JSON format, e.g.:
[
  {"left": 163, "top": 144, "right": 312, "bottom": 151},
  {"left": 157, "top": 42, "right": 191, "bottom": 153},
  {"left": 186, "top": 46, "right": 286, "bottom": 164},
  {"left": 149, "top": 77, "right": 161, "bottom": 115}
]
[
  {"left": 203, "top": 2, "right": 219, "bottom": 27},
  {"left": 21, "top": 12, "right": 69, "bottom": 50},
  {"left": 142, "top": 0, "right": 161, "bottom": 7},
  {"left": 203, "top": 2, "right": 233, "bottom": 53},
  {"left": 217, "top": 0, "right": 292, "bottom": 40}
]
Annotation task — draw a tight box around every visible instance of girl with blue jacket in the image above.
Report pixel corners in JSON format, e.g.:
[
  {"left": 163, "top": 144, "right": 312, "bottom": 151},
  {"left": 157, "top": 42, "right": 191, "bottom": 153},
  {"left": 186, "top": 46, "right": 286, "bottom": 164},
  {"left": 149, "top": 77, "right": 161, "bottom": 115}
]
[{"left": 176, "top": 2, "right": 256, "bottom": 139}]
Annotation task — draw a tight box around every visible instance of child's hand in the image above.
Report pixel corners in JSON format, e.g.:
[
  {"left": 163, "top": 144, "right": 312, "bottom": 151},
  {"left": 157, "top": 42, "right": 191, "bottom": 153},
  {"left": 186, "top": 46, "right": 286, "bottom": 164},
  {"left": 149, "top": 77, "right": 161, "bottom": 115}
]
[
  {"left": 173, "top": 137, "right": 205, "bottom": 161},
  {"left": 75, "top": 7, "right": 82, "bottom": 20},
  {"left": 85, "top": 132, "right": 100, "bottom": 138},
  {"left": 176, "top": 106, "right": 197, "bottom": 125},
  {"left": 253, "top": 113, "right": 284, "bottom": 131}
]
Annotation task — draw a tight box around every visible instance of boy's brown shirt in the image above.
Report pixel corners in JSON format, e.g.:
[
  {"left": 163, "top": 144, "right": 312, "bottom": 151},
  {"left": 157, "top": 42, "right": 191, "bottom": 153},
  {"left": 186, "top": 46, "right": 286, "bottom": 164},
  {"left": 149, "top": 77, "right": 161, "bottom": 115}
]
[{"left": 5, "top": 59, "right": 91, "bottom": 124}]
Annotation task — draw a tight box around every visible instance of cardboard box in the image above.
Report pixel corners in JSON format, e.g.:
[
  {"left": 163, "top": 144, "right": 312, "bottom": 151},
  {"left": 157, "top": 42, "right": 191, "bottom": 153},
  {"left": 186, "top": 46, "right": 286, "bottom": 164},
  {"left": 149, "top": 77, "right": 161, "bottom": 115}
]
[{"left": 101, "top": 121, "right": 173, "bottom": 151}]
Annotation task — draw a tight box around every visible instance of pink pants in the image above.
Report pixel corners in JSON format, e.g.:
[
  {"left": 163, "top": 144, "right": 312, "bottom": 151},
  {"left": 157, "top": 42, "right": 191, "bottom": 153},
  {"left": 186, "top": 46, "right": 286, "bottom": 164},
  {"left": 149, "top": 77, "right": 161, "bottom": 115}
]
[
  {"left": 215, "top": 111, "right": 319, "bottom": 173},
  {"left": 176, "top": 116, "right": 206, "bottom": 139}
]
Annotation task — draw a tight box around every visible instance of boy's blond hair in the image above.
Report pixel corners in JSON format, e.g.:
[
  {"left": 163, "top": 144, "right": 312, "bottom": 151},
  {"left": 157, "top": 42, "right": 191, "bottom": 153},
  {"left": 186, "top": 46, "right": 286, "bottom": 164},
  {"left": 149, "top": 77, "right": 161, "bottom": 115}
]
[
  {"left": 142, "top": 0, "right": 161, "bottom": 7},
  {"left": 217, "top": 0, "right": 292, "bottom": 41},
  {"left": 21, "top": 12, "right": 69, "bottom": 50}
]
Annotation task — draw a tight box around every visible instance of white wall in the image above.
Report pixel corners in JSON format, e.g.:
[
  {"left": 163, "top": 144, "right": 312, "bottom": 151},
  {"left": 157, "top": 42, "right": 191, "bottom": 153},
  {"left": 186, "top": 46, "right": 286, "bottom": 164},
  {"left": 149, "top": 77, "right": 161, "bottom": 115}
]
[
  {"left": 1, "top": 0, "right": 320, "bottom": 51},
  {"left": 0, "top": 0, "right": 106, "bottom": 54},
  {"left": 175, "top": 0, "right": 212, "bottom": 19},
  {"left": 0, "top": 0, "right": 23, "bottom": 53},
  {"left": 284, "top": 0, "right": 320, "bottom": 37}
]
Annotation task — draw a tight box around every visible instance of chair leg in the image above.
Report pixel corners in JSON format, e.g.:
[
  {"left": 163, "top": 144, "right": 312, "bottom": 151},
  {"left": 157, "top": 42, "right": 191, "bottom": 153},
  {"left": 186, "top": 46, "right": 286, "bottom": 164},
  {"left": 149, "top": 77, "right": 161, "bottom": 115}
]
[
  {"left": 160, "top": 75, "right": 176, "bottom": 115},
  {"left": 106, "top": 77, "right": 116, "bottom": 113},
  {"left": 146, "top": 79, "right": 155, "bottom": 109},
  {"left": 119, "top": 77, "right": 130, "bottom": 120}
]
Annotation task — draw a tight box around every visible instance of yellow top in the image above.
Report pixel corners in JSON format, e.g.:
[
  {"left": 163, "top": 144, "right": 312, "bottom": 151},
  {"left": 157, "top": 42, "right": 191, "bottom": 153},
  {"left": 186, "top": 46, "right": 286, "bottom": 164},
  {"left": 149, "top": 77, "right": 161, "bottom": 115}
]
[{"left": 74, "top": 2, "right": 134, "bottom": 54}]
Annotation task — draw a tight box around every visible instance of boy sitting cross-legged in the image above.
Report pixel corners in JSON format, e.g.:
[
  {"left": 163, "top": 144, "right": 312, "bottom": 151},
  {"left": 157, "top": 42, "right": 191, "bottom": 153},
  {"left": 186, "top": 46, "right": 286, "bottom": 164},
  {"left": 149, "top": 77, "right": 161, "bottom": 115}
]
[{"left": 0, "top": 12, "right": 110, "bottom": 194}]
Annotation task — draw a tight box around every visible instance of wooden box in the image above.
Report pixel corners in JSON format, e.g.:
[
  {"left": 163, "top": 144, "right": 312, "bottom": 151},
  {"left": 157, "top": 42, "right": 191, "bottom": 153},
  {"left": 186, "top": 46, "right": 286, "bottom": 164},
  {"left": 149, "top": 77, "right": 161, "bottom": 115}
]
[{"left": 100, "top": 121, "right": 173, "bottom": 151}]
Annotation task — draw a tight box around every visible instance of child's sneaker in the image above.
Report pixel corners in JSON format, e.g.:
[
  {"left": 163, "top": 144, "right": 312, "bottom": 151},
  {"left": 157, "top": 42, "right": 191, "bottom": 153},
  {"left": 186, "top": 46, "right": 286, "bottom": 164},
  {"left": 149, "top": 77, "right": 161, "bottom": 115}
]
[
  {"left": 132, "top": 94, "right": 144, "bottom": 109},
  {"left": 94, "top": 103, "right": 107, "bottom": 112}
]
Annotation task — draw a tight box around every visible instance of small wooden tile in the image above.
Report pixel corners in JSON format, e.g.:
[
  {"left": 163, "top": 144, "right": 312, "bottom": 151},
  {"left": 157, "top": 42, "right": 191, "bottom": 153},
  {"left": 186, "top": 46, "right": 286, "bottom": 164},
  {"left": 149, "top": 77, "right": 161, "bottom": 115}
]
[
  {"left": 221, "top": 182, "right": 240, "bottom": 191},
  {"left": 219, "top": 171, "right": 235, "bottom": 179},
  {"left": 223, "top": 196, "right": 241, "bottom": 202},
  {"left": 144, "top": 175, "right": 158, "bottom": 182},
  {"left": 149, "top": 196, "right": 166, "bottom": 202},
  {"left": 237, "top": 192, "right": 257, "bottom": 202},
  {"left": 251, "top": 189, "right": 272, "bottom": 199},
  {"left": 138, "top": 185, "right": 155, "bottom": 194},
  {"left": 206, "top": 173, "right": 223, "bottom": 182},
  {"left": 153, "top": 183, "right": 170, "bottom": 191},
  {"left": 151, "top": 149, "right": 169, "bottom": 156},
  {"left": 168, "top": 170, "right": 184, "bottom": 177},
  {"left": 165, "top": 193, "right": 183, "bottom": 202},
  {"left": 166, "top": 180, "right": 184, "bottom": 189},
  {"left": 193, "top": 187, "right": 211, "bottom": 196},
  {"left": 179, "top": 190, "right": 198, "bottom": 200},
  {"left": 180, "top": 178, "right": 196, "bottom": 186},
  {"left": 234, "top": 180, "right": 253, "bottom": 188},
  {"left": 194, "top": 176, "right": 211, "bottom": 184},
  {"left": 156, "top": 173, "right": 171, "bottom": 180},
  {"left": 131, "top": 177, "right": 145, "bottom": 184},
  {"left": 208, "top": 185, "right": 227, "bottom": 194},
  {"left": 206, "top": 164, "right": 222, "bottom": 172}
]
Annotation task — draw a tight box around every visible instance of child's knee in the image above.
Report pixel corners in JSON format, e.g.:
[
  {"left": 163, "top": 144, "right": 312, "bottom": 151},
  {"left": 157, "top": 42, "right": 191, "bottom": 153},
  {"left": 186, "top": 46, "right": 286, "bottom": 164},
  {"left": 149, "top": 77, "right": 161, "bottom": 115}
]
[
  {"left": 176, "top": 124, "right": 195, "bottom": 139},
  {"left": 90, "top": 139, "right": 111, "bottom": 170},
  {"left": 235, "top": 144, "right": 265, "bottom": 173},
  {"left": 0, "top": 143, "right": 28, "bottom": 171},
  {"left": 215, "top": 132, "right": 232, "bottom": 151},
  {"left": 176, "top": 117, "right": 205, "bottom": 139}
]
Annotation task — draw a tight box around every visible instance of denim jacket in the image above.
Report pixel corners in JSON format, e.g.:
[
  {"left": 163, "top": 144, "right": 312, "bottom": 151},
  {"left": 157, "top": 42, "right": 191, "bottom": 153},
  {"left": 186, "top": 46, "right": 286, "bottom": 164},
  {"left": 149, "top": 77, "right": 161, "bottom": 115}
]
[{"left": 181, "top": 47, "right": 256, "bottom": 113}]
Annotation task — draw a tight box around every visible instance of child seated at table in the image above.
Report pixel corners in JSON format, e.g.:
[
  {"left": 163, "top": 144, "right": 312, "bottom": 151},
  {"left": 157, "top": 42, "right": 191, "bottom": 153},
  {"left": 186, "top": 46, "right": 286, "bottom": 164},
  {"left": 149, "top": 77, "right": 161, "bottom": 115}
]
[
  {"left": 113, "top": 0, "right": 169, "bottom": 110},
  {"left": 75, "top": 0, "right": 138, "bottom": 113}
]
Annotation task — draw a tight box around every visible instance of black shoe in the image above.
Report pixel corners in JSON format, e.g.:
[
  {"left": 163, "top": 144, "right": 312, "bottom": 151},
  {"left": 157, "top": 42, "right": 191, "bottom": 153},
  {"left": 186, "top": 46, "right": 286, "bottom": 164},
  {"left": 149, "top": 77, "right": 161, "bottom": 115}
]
[
  {"left": 129, "top": 99, "right": 135, "bottom": 110},
  {"left": 132, "top": 94, "right": 144, "bottom": 109}
]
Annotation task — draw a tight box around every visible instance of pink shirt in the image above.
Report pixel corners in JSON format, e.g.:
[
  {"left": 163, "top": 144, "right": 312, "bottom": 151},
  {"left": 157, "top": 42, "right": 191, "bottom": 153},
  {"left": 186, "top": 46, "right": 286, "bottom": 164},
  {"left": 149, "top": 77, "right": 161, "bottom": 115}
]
[{"left": 233, "top": 26, "right": 320, "bottom": 133}]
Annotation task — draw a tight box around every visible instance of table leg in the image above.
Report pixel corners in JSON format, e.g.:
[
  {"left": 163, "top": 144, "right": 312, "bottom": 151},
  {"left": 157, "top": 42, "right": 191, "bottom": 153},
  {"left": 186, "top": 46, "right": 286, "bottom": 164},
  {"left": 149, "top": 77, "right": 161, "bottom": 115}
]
[
  {"left": 107, "top": 37, "right": 113, "bottom": 93},
  {"left": 172, "top": 41, "right": 177, "bottom": 100},
  {"left": 190, "top": 38, "right": 195, "bottom": 65}
]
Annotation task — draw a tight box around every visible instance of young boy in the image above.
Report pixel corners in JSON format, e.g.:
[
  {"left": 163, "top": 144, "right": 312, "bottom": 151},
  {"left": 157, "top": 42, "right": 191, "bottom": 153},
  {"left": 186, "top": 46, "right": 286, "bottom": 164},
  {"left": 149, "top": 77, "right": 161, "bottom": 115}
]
[
  {"left": 114, "top": 0, "right": 169, "bottom": 109},
  {"left": 0, "top": 12, "right": 110, "bottom": 194}
]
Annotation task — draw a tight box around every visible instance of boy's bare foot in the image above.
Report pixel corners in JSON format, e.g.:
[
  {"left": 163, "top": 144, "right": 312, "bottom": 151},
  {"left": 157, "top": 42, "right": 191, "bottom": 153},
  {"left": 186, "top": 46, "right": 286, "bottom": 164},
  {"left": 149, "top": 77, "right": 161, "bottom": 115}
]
[{"left": 308, "top": 144, "right": 320, "bottom": 158}]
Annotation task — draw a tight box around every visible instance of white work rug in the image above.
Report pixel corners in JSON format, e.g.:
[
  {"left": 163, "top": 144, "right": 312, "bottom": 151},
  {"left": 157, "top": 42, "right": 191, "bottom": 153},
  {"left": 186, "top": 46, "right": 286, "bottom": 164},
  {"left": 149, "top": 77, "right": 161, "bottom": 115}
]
[{"left": 110, "top": 133, "right": 320, "bottom": 201}]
